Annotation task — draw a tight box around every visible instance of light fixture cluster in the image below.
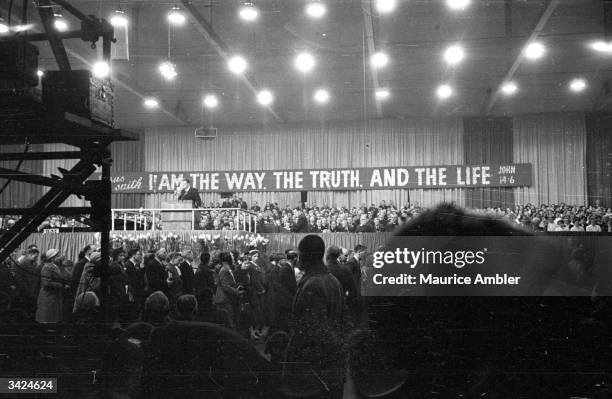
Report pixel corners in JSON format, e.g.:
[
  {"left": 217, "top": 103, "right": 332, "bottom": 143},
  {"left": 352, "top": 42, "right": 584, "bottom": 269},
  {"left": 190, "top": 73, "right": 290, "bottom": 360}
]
[{"left": 138, "top": 2, "right": 603, "bottom": 111}]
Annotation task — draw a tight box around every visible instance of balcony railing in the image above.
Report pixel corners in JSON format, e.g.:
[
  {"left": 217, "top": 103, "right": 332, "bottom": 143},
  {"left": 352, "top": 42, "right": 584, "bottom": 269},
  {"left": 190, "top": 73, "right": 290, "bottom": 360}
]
[{"left": 110, "top": 208, "right": 258, "bottom": 232}]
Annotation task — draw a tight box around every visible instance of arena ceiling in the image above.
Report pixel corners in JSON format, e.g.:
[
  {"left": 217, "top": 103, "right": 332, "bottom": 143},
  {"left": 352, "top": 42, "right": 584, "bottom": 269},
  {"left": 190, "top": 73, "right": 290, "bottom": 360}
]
[{"left": 4, "top": 0, "right": 612, "bottom": 129}]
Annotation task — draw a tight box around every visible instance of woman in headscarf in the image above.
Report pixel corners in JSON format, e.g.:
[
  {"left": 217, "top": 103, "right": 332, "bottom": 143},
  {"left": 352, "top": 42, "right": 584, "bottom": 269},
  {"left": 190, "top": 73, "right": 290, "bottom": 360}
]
[{"left": 36, "top": 249, "right": 69, "bottom": 323}]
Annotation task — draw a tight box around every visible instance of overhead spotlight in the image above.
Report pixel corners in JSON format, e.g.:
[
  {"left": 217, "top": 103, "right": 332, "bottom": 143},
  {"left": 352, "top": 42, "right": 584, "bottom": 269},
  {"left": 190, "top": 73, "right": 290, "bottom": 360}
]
[
  {"left": 523, "top": 41, "right": 546, "bottom": 60},
  {"left": 92, "top": 61, "right": 110, "bottom": 78},
  {"left": 314, "top": 88, "right": 330, "bottom": 104},
  {"left": 0, "top": 18, "right": 8, "bottom": 34},
  {"left": 228, "top": 56, "right": 248, "bottom": 75},
  {"left": 159, "top": 61, "right": 178, "bottom": 80},
  {"left": 13, "top": 24, "right": 35, "bottom": 32},
  {"left": 370, "top": 51, "right": 389, "bottom": 69},
  {"left": 446, "top": 0, "right": 471, "bottom": 10},
  {"left": 375, "top": 88, "right": 390, "bottom": 100},
  {"left": 569, "top": 78, "right": 587, "bottom": 93},
  {"left": 143, "top": 97, "right": 159, "bottom": 109},
  {"left": 257, "top": 89, "right": 274, "bottom": 106},
  {"left": 305, "top": 1, "right": 327, "bottom": 18},
  {"left": 167, "top": 6, "right": 186, "bottom": 25},
  {"left": 590, "top": 40, "right": 612, "bottom": 53},
  {"left": 37, "top": 70, "right": 44, "bottom": 78},
  {"left": 53, "top": 11, "right": 69, "bottom": 32},
  {"left": 444, "top": 44, "right": 465, "bottom": 65},
  {"left": 376, "top": 0, "right": 397, "bottom": 13},
  {"left": 110, "top": 9, "right": 128, "bottom": 27},
  {"left": 436, "top": 84, "right": 453, "bottom": 100},
  {"left": 203, "top": 94, "right": 219, "bottom": 109},
  {"left": 501, "top": 81, "right": 518, "bottom": 96},
  {"left": 294, "top": 52, "right": 316, "bottom": 73},
  {"left": 239, "top": 2, "right": 259, "bottom": 22}
]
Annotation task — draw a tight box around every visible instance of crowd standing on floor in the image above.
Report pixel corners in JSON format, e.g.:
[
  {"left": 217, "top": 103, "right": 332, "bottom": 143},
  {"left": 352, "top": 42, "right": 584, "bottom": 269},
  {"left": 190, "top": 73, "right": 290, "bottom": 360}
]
[
  {"left": 1, "top": 203, "right": 612, "bottom": 398},
  {"left": 0, "top": 234, "right": 369, "bottom": 398}
]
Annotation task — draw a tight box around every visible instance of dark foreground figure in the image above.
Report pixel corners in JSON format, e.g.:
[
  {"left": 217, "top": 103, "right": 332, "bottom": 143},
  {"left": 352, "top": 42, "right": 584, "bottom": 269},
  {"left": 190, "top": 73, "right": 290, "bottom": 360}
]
[{"left": 351, "top": 203, "right": 612, "bottom": 398}]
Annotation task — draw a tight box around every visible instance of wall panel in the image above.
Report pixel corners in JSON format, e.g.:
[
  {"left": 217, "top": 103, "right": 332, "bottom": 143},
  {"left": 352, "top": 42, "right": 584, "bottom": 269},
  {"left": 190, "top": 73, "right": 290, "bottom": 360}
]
[
  {"left": 0, "top": 144, "right": 44, "bottom": 209},
  {"left": 513, "top": 112, "right": 587, "bottom": 206},
  {"left": 464, "top": 117, "right": 514, "bottom": 209},
  {"left": 585, "top": 113, "right": 612, "bottom": 207}
]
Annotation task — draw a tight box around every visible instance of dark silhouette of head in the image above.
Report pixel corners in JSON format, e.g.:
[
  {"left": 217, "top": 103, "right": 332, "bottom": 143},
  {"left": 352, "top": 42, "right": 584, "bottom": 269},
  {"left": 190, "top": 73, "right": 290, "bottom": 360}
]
[{"left": 298, "top": 234, "right": 326, "bottom": 269}]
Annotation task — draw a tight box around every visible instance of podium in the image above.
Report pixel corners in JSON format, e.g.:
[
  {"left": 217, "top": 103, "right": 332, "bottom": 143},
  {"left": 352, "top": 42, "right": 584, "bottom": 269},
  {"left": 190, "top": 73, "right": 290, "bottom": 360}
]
[{"left": 161, "top": 200, "right": 193, "bottom": 230}]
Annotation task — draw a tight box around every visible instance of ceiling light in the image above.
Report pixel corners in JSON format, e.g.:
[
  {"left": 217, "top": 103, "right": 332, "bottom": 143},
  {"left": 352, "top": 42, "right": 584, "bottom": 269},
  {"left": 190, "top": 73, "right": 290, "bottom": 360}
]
[
  {"left": 305, "top": 1, "right": 327, "bottom": 18},
  {"left": 203, "top": 94, "right": 219, "bottom": 109},
  {"left": 92, "top": 61, "right": 110, "bottom": 78},
  {"left": 590, "top": 40, "right": 612, "bottom": 53},
  {"left": 167, "top": 6, "right": 186, "bottom": 25},
  {"left": 569, "top": 78, "right": 587, "bottom": 93},
  {"left": 37, "top": 70, "right": 44, "bottom": 78},
  {"left": 444, "top": 44, "right": 465, "bottom": 65},
  {"left": 446, "top": 0, "right": 471, "bottom": 10},
  {"left": 501, "top": 81, "right": 518, "bottom": 96},
  {"left": 53, "top": 12, "right": 69, "bottom": 32},
  {"left": 228, "top": 56, "right": 248, "bottom": 75},
  {"left": 257, "top": 89, "right": 274, "bottom": 106},
  {"left": 295, "top": 52, "right": 316, "bottom": 73},
  {"left": 314, "top": 88, "right": 330, "bottom": 104},
  {"left": 159, "top": 61, "right": 178, "bottom": 80},
  {"left": 376, "top": 0, "right": 397, "bottom": 13},
  {"left": 110, "top": 9, "right": 128, "bottom": 27},
  {"left": 143, "top": 97, "right": 159, "bottom": 109},
  {"left": 375, "top": 88, "right": 390, "bottom": 100},
  {"left": 370, "top": 51, "right": 389, "bottom": 69},
  {"left": 523, "top": 41, "right": 546, "bottom": 60},
  {"left": 13, "top": 24, "right": 34, "bottom": 32},
  {"left": 436, "top": 84, "right": 453, "bottom": 99},
  {"left": 0, "top": 19, "right": 8, "bottom": 34},
  {"left": 239, "top": 2, "right": 259, "bottom": 22}
]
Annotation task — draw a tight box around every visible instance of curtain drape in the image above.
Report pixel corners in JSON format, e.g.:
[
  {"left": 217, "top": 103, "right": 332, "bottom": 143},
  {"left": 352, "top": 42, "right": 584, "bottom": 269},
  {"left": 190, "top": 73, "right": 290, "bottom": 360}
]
[
  {"left": 463, "top": 117, "right": 514, "bottom": 209},
  {"left": 513, "top": 112, "right": 587, "bottom": 206},
  {"left": 0, "top": 144, "right": 44, "bottom": 209},
  {"left": 585, "top": 113, "right": 612, "bottom": 208},
  {"left": 143, "top": 117, "right": 465, "bottom": 209}
]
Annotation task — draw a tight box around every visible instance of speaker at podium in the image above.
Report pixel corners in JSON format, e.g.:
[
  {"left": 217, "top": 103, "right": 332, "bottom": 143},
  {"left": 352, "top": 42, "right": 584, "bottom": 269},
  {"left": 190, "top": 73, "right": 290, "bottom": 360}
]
[{"left": 161, "top": 200, "right": 193, "bottom": 230}]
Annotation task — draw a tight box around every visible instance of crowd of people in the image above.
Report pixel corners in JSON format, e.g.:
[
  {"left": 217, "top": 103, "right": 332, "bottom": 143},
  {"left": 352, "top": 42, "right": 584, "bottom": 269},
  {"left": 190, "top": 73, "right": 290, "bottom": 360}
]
[
  {"left": 196, "top": 198, "right": 612, "bottom": 234},
  {"left": 0, "top": 233, "right": 369, "bottom": 398},
  {"left": 2, "top": 197, "right": 611, "bottom": 234},
  {"left": 1, "top": 203, "right": 612, "bottom": 398}
]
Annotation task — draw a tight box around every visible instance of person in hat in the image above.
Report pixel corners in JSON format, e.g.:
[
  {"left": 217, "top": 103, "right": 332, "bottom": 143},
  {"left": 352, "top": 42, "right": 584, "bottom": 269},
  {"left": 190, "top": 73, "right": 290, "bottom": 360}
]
[
  {"left": 36, "top": 249, "right": 70, "bottom": 323},
  {"left": 289, "top": 235, "right": 345, "bottom": 399},
  {"left": 74, "top": 252, "right": 102, "bottom": 312}
]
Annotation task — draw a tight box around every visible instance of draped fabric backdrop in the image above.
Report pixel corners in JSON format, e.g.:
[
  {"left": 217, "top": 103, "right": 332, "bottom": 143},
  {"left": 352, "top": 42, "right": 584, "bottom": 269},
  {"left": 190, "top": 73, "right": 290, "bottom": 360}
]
[
  {"left": 0, "top": 144, "right": 44, "bottom": 209},
  {"left": 513, "top": 112, "right": 587, "bottom": 206},
  {"left": 40, "top": 135, "right": 144, "bottom": 209},
  {"left": 144, "top": 118, "right": 466, "bottom": 209},
  {"left": 463, "top": 117, "right": 514, "bottom": 209},
  {"left": 4, "top": 112, "right": 599, "bottom": 213},
  {"left": 585, "top": 113, "right": 612, "bottom": 208}
]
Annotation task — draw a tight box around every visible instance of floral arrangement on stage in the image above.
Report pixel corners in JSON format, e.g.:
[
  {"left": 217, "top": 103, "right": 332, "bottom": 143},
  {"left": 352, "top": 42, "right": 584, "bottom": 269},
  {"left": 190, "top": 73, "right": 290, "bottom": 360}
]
[{"left": 109, "top": 232, "right": 270, "bottom": 255}]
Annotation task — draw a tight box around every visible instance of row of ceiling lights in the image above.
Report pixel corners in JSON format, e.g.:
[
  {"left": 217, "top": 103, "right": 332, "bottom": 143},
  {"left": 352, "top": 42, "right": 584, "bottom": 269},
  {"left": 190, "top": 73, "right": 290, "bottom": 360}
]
[
  {"left": 7, "top": 0, "right": 607, "bottom": 113},
  {"left": 138, "top": 74, "right": 589, "bottom": 112},
  {"left": 0, "top": 0, "right": 473, "bottom": 34}
]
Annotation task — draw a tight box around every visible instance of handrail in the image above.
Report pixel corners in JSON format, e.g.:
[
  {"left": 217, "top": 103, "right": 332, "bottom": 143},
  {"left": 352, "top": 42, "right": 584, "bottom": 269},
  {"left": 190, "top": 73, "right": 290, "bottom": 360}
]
[{"left": 110, "top": 208, "right": 257, "bottom": 233}]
